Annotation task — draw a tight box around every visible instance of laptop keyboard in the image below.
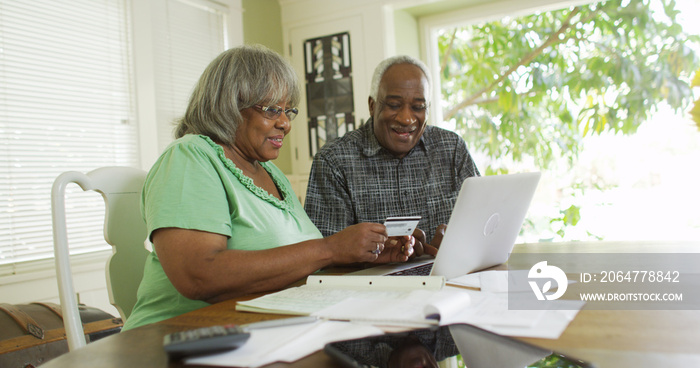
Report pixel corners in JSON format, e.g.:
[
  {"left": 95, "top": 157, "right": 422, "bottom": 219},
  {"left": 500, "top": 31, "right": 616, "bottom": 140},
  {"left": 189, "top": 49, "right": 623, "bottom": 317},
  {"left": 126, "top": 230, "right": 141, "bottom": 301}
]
[{"left": 387, "top": 262, "right": 433, "bottom": 276}]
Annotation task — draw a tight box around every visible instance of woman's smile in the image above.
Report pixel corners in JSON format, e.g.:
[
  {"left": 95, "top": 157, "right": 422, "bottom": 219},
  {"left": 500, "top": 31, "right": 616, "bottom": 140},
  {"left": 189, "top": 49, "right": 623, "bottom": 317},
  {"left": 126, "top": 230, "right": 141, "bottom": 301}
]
[{"left": 267, "top": 135, "right": 284, "bottom": 148}]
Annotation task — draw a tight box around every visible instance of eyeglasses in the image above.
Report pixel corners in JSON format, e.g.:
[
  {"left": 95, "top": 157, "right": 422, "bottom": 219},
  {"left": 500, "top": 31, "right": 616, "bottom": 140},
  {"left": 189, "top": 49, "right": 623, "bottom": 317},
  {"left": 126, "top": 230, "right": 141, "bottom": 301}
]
[{"left": 253, "top": 105, "right": 299, "bottom": 121}]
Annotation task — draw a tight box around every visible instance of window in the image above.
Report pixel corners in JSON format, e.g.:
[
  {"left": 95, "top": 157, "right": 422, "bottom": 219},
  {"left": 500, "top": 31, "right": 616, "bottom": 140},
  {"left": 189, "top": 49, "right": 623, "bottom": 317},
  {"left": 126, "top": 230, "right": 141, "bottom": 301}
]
[
  {"left": 0, "top": 0, "right": 233, "bottom": 275},
  {"left": 151, "top": 0, "right": 228, "bottom": 153},
  {"left": 421, "top": 0, "right": 700, "bottom": 242},
  {"left": 0, "top": 0, "right": 138, "bottom": 271}
]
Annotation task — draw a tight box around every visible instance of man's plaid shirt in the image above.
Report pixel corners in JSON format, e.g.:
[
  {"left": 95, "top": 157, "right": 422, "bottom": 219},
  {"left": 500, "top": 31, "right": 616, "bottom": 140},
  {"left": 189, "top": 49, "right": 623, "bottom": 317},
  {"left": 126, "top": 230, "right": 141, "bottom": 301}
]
[{"left": 304, "top": 118, "right": 480, "bottom": 241}]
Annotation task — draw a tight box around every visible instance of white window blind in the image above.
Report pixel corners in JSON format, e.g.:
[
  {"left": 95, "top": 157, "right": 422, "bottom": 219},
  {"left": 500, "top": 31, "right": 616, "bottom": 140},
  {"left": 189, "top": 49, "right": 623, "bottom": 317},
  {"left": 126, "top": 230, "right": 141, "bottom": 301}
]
[
  {"left": 0, "top": 0, "right": 138, "bottom": 272},
  {"left": 152, "top": 0, "right": 228, "bottom": 153}
]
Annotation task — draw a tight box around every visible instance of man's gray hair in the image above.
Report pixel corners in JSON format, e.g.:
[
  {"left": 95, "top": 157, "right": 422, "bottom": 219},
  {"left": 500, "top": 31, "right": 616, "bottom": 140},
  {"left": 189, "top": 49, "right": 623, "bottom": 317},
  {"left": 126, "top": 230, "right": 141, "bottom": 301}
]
[
  {"left": 175, "top": 44, "right": 300, "bottom": 146},
  {"left": 369, "top": 55, "right": 432, "bottom": 101}
]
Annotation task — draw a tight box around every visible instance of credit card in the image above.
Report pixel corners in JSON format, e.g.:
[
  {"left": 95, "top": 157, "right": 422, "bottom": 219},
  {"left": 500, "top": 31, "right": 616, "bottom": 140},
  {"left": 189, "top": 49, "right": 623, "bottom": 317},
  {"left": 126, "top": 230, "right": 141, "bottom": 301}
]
[{"left": 383, "top": 216, "right": 421, "bottom": 237}]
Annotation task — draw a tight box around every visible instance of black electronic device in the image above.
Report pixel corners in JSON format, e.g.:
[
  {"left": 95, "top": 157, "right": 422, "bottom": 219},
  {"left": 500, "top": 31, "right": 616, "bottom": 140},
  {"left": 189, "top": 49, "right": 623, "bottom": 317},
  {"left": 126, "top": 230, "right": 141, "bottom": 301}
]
[{"left": 163, "top": 324, "right": 250, "bottom": 359}]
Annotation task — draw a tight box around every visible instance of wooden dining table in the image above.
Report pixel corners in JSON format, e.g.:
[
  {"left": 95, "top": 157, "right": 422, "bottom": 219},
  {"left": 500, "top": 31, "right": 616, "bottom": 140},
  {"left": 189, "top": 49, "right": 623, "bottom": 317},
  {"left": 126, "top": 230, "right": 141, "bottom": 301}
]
[{"left": 41, "top": 241, "right": 700, "bottom": 368}]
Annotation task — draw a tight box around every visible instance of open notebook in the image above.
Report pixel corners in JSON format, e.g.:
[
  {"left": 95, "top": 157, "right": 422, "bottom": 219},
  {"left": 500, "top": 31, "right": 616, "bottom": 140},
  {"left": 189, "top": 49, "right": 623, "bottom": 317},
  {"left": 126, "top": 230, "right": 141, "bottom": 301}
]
[{"left": 350, "top": 172, "right": 541, "bottom": 280}]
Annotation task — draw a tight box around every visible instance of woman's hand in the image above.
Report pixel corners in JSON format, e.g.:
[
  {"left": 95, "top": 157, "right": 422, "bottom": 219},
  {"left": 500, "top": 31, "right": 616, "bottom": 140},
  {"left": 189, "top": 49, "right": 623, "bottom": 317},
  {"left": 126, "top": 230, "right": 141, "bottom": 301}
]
[{"left": 324, "top": 222, "right": 388, "bottom": 264}]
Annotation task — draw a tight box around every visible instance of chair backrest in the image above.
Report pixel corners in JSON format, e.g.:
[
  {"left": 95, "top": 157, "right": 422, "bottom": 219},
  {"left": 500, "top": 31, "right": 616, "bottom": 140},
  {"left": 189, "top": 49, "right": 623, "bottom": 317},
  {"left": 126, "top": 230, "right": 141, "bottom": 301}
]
[{"left": 51, "top": 166, "right": 149, "bottom": 350}]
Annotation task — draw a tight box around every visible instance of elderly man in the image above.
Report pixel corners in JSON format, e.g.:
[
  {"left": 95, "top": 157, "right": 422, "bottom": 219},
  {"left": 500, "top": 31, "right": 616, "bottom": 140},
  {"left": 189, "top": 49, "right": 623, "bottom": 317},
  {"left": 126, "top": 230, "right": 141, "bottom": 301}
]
[{"left": 304, "top": 55, "right": 479, "bottom": 256}]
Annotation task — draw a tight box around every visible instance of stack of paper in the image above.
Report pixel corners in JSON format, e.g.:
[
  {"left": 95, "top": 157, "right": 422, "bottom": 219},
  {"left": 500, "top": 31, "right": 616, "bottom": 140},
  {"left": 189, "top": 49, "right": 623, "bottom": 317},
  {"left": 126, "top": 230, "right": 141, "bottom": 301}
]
[
  {"left": 445, "top": 270, "right": 584, "bottom": 339},
  {"left": 310, "top": 287, "right": 555, "bottom": 332},
  {"left": 237, "top": 274, "right": 584, "bottom": 339},
  {"left": 236, "top": 275, "right": 445, "bottom": 316}
]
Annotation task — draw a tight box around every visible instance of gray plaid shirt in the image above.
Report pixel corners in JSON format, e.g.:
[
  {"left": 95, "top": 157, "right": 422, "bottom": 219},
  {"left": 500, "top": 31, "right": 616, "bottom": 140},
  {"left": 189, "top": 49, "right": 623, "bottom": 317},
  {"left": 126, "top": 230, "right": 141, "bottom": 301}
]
[{"left": 304, "top": 118, "right": 479, "bottom": 241}]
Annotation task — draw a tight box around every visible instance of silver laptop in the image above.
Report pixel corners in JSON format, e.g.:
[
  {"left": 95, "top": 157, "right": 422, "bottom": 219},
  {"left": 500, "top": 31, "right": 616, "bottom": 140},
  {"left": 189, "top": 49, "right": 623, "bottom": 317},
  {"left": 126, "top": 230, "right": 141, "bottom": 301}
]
[{"left": 350, "top": 172, "right": 541, "bottom": 280}]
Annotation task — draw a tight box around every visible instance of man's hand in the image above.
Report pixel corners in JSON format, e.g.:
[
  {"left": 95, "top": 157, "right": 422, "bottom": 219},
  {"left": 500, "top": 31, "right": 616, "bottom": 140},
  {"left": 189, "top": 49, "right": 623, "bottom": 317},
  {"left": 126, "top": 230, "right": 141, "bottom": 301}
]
[
  {"left": 375, "top": 236, "right": 415, "bottom": 263},
  {"left": 372, "top": 224, "right": 448, "bottom": 263},
  {"left": 410, "top": 224, "right": 447, "bottom": 258},
  {"left": 430, "top": 224, "right": 447, "bottom": 249}
]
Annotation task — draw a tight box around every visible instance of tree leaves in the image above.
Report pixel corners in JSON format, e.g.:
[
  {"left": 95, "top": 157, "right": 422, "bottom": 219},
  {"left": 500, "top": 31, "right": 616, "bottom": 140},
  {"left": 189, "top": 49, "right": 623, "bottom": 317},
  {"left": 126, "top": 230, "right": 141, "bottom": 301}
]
[
  {"left": 691, "top": 68, "right": 700, "bottom": 130},
  {"left": 439, "top": 0, "right": 700, "bottom": 171}
]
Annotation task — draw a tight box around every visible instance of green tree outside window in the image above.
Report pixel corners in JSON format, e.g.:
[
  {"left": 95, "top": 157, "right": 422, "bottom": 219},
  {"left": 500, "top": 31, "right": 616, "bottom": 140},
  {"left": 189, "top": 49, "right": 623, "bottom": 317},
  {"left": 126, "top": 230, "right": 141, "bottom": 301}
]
[{"left": 438, "top": 0, "right": 699, "bottom": 240}]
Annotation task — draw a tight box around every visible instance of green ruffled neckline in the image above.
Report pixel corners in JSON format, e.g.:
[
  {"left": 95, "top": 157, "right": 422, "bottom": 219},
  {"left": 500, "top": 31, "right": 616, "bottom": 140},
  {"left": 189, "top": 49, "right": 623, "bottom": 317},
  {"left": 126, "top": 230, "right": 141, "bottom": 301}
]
[{"left": 199, "top": 135, "right": 294, "bottom": 211}]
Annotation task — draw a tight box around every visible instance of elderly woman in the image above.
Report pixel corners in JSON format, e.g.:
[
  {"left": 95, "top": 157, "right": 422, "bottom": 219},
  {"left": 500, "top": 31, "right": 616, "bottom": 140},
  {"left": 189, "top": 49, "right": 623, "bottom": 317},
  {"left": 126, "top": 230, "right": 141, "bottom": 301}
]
[{"left": 123, "top": 45, "right": 414, "bottom": 330}]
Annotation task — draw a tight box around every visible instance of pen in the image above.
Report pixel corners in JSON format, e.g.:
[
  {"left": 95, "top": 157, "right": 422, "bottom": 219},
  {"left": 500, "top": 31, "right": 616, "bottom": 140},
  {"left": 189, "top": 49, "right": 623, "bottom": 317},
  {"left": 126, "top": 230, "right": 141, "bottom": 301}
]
[{"left": 240, "top": 316, "right": 318, "bottom": 331}]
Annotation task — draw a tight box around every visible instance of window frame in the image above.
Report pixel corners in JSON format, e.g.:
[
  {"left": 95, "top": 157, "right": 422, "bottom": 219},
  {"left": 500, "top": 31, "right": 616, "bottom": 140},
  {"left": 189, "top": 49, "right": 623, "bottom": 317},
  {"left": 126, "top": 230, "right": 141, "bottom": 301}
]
[
  {"left": 133, "top": 0, "right": 244, "bottom": 169},
  {"left": 416, "top": 0, "right": 596, "bottom": 126}
]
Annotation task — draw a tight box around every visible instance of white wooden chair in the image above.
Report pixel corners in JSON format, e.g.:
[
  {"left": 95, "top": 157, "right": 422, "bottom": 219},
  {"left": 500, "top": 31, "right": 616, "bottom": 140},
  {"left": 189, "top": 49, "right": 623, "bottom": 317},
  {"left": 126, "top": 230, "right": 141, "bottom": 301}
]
[{"left": 51, "top": 166, "right": 149, "bottom": 350}]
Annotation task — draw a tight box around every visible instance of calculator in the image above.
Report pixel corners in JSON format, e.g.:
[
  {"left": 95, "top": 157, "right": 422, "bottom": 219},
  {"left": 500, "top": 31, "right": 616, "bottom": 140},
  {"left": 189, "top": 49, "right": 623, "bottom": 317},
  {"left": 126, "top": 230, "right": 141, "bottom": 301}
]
[{"left": 163, "top": 324, "right": 251, "bottom": 358}]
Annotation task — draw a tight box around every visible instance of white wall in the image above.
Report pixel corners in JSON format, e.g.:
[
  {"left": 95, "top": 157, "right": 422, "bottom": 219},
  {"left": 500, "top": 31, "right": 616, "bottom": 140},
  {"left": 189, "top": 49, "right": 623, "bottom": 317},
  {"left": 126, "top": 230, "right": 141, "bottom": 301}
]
[{"left": 279, "top": 0, "right": 396, "bottom": 181}]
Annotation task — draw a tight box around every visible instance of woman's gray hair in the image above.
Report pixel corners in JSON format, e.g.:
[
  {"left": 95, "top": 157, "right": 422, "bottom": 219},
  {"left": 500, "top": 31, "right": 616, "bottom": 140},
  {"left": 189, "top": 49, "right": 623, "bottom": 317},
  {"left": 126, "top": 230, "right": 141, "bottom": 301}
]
[
  {"left": 175, "top": 44, "right": 300, "bottom": 146},
  {"left": 369, "top": 55, "right": 432, "bottom": 102}
]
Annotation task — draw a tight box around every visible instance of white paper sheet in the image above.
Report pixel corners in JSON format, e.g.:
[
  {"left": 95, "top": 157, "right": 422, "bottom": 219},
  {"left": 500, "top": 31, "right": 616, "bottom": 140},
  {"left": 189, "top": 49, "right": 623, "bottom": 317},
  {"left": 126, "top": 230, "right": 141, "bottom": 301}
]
[
  {"left": 448, "top": 270, "right": 532, "bottom": 292},
  {"left": 436, "top": 289, "right": 544, "bottom": 327},
  {"left": 311, "top": 289, "right": 445, "bottom": 328},
  {"left": 185, "top": 320, "right": 383, "bottom": 367},
  {"left": 448, "top": 270, "right": 577, "bottom": 294},
  {"left": 236, "top": 275, "right": 444, "bottom": 315},
  {"left": 480, "top": 297, "right": 585, "bottom": 339},
  {"left": 314, "top": 285, "right": 584, "bottom": 340},
  {"left": 312, "top": 287, "right": 540, "bottom": 329}
]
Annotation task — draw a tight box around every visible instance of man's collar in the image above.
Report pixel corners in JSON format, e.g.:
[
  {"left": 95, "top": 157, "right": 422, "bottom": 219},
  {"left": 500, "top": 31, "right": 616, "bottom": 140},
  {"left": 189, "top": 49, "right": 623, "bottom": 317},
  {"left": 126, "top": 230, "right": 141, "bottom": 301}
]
[
  {"left": 360, "top": 118, "right": 384, "bottom": 157},
  {"left": 361, "top": 117, "right": 428, "bottom": 158}
]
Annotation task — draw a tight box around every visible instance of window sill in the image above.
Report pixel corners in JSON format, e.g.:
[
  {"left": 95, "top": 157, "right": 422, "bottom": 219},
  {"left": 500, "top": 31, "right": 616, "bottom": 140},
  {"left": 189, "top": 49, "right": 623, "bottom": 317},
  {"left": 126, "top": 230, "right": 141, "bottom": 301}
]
[{"left": 0, "top": 250, "right": 113, "bottom": 285}]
